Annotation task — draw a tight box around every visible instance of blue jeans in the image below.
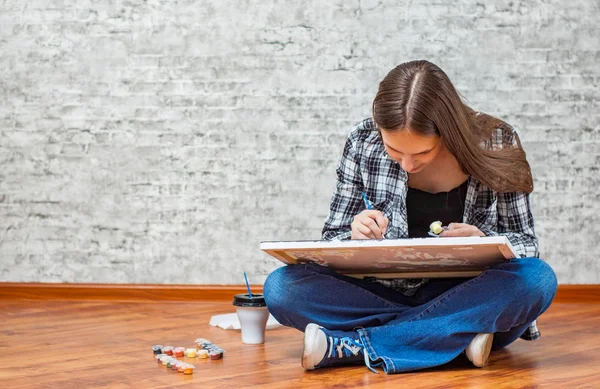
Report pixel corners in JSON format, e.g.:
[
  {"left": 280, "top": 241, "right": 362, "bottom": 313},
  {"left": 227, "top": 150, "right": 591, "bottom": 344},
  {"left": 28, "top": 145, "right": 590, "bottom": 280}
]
[{"left": 263, "top": 257, "right": 557, "bottom": 374}]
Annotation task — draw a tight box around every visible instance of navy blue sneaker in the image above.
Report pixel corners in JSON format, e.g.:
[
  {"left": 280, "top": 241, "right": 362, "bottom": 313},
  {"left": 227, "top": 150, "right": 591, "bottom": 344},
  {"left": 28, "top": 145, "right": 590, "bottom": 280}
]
[{"left": 302, "top": 323, "right": 377, "bottom": 372}]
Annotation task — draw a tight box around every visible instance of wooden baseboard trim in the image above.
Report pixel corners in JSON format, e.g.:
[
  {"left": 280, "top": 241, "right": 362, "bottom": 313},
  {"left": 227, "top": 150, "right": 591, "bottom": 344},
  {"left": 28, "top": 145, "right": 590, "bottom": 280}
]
[
  {"left": 552, "top": 285, "right": 600, "bottom": 304},
  {"left": 0, "top": 283, "right": 597, "bottom": 303},
  {"left": 0, "top": 283, "right": 264, "bottom": 302}
]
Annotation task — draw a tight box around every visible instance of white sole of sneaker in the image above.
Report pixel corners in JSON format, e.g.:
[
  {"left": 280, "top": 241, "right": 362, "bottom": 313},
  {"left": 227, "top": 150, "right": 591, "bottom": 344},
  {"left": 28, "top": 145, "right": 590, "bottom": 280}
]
[
  {"left": 465, "top": 333, "right": 494, "bottom": 368},
  {"left": 302, "top": 323, "right": 324, "bottom": 370}
]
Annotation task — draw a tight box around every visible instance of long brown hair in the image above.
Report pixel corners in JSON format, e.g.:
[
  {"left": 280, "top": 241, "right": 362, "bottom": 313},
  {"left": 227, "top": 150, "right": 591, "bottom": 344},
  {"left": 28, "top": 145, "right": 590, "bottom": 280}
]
[{"left": 372, "top": 60, "right": 533, "bottom": 193}]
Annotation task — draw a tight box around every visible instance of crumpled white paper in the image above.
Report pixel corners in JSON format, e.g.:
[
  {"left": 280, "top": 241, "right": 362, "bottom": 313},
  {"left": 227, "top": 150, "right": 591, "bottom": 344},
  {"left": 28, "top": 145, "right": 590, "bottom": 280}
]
[{"left": 209, "top": 312, "right": 282, "bottom": 330}]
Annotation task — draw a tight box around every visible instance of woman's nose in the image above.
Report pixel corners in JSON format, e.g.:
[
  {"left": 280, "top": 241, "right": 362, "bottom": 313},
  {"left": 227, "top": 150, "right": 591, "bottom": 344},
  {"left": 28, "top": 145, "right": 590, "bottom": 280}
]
[{"left": 401, "top": 157, "right": 414, "bottom": 172}]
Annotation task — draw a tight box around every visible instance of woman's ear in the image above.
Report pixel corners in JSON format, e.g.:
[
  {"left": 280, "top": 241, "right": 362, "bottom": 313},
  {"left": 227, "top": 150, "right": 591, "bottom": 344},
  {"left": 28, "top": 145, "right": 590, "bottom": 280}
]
[{"left": 438, "top": 135, "right": 448, "bottom": 150}]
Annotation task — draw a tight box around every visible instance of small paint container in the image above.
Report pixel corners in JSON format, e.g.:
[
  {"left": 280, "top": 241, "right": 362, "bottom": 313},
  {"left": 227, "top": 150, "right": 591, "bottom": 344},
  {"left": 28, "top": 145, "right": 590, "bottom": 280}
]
[
  {"left": 183, "top": 365, "right": 195, "bottom": 375},
  {"left": 177, "top": 362, "right": 185, "bottom": 373},
  {"left": 210, "top": 350, "right": 223, "bottom": 360},
  {"left": 166, "top": 359, "right": 174, "bottom": 368},
  {"left": 174, "top": 347, "right": 185, "bottom": 357},
  {"left": 171, "top": 361, "right": 179, "bottom": 371},
  {"left": 152, "top": 345, "right": 163, "bottom": 354},
  {"left": 160, "top": 355, "right": 171, "bottom": 365},
  {"left": 155, "top": 353, "right": 166, "bottom": 362},
  {"left": 197, "top": 349, "right": 209, "bottom": 359},
  {"left": 185, "top": 348, "right": 196, "bottom": 358},
  {"left": 163, "top": 346, "right": 174, "bottom": 356}
]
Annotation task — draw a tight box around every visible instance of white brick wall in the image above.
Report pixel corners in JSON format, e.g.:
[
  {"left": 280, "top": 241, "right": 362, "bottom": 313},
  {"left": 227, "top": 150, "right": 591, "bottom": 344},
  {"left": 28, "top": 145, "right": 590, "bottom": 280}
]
[{"left": 0, "top": 0, "right": 598, "bottom": 284}]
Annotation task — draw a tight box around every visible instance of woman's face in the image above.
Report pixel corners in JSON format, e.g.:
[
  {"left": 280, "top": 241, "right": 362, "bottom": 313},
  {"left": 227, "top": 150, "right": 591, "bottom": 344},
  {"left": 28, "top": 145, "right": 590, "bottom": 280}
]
[{"left": 379, "top": 128, "right": 443, "bottom": 174}]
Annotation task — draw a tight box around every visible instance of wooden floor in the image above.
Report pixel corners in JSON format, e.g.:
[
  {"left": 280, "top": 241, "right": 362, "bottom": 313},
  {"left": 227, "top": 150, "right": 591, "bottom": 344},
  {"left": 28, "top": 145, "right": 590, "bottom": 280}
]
[{"left": 1, "top": 300, "right": 599, "bottom": 388}]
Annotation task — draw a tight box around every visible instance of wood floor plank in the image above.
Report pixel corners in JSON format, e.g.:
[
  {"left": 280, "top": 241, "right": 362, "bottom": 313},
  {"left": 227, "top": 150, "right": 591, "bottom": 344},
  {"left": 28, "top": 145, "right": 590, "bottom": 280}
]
[{"left": 1, "top": 300, "right": 598, "bottom": 388}]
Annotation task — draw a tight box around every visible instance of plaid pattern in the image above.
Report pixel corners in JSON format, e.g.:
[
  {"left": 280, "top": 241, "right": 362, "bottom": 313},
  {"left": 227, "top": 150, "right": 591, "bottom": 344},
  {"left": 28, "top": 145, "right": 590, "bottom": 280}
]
[{"left": 322, "top": 118, "right": 541, "bottom": 341}]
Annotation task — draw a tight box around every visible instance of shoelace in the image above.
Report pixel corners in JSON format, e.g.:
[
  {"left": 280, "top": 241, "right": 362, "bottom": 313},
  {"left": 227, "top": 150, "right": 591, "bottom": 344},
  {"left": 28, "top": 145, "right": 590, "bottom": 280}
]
[{"left": 327, "top": 336, "right": 378, "bottom": 374}]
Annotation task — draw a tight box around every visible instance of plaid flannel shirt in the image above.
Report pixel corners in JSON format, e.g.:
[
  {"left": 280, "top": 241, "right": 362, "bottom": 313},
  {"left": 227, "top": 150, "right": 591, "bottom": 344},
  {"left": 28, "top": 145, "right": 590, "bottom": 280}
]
[{"left": 322, "top": 118, "right": 541, "bottom": 341}]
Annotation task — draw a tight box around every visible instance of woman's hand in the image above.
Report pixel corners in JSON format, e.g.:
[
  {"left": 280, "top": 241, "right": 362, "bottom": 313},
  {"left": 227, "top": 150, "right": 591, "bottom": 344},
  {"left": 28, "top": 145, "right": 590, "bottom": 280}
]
[
  {"left": 439, "top": 223, "right": 485, "bottom": 237},
  {"left": 351, "top": 210, "right": 389, "bottom": 239}
]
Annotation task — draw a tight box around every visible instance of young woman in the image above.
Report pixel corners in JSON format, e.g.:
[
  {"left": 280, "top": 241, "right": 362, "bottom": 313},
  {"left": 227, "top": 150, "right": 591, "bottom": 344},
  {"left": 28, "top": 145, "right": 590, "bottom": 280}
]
[{"left": 263, "top": 60, "right": 557, "bottom": 374}]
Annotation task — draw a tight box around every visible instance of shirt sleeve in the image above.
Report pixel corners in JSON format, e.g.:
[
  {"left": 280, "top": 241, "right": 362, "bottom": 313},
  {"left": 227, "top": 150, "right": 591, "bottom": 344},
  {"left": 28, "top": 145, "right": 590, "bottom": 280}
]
[
  {"left": 481, "top": 192, "right": 539, "bottom": 258},
  {"left": 322, "top": 132, "right": 365, "bottom": 240}
]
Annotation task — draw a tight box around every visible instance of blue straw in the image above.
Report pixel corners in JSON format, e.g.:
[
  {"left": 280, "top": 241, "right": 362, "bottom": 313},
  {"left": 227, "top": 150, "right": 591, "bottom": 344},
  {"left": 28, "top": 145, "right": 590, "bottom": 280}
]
[{"left": 243, "top": 272, "right": 253, "bottom": 297}]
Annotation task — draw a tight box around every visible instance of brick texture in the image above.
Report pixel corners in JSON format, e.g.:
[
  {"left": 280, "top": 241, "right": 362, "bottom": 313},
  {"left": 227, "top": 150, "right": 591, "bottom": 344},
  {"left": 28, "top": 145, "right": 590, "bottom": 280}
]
[{"left": 0, "top": 0, "right": 598, "bottom": 284}]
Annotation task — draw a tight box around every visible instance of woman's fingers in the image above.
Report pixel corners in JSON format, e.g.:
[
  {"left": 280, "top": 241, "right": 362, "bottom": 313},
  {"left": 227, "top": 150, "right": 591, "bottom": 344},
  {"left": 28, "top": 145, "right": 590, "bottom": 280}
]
[
  {"left": 352, "top": 220, "right": 376, "bottom": 239},
  {"left": 440, "top": 223, "right": 484, "bottom": 237},
  {"left": 439, "top": 228, "right": 467, "bottom": 237},
  {"left": 363, "top": 211, "right": 388, "bottom": 238},
  {"left": 374, "top": 213, "right": 389, "bottom": 236},
  {"left": 447, "top": 223, "right": 469, "bottom": 230},
  {"left": 352, "top": 210, "right": 389, "bottom": 239}
]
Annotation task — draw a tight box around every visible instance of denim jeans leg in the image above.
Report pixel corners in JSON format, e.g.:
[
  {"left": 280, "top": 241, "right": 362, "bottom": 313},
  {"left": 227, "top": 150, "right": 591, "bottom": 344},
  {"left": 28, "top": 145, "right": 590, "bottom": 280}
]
[
  {"left": 491, "top": 320, "right": 536, "bottom": 350},
  {"left": 263, "top": 263, "right": 415, "bottom": 332},
  {"left": 356, "top": 257, "right": 558, "bottom": 374}
]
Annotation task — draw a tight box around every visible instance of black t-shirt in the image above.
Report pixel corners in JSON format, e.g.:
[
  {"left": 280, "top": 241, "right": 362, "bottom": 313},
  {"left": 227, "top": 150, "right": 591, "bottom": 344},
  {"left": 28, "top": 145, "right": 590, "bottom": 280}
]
[{"left": 406, "top": 179, "right": 469, "bottom": 238}]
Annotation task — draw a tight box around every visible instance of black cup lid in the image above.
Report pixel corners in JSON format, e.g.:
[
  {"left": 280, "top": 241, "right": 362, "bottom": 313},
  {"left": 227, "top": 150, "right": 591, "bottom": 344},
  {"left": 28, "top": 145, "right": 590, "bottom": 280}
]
[{"left": 233, "top": 293, "right": 266, "bottom": 307}]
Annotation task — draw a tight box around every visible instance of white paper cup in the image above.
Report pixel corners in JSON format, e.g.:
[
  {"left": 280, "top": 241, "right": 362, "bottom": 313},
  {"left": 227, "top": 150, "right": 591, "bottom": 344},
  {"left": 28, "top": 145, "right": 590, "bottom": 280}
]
[{"left": 233, "top": 294, "right": 270, "bottom": 344}]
